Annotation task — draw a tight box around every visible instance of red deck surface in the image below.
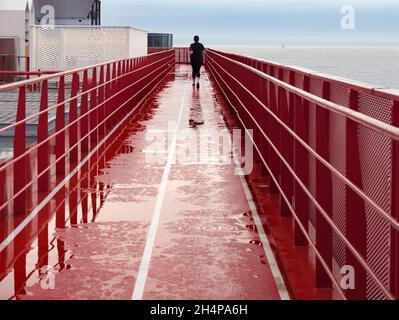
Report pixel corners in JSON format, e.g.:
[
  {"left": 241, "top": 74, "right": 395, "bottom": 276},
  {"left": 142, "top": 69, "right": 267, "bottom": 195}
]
[{"left": 0, "top": 65, "right": 289, "bottom": 300}]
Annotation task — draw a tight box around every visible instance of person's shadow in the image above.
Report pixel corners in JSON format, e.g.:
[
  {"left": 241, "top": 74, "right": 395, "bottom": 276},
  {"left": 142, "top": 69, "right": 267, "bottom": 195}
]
[{"left": 189, "top": 88, "right": 204, "bottom": 129}]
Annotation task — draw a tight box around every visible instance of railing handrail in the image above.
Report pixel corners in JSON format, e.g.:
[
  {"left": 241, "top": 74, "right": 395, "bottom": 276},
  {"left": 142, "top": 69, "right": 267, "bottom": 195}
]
[
  {"left": 0, "top": 49, "right": 174, "bottom": 93},
  {"left": 206, "top": 48, "right": 398, "bottom": 300},
  {"left": 0, "top": 71, "right": 59, "bottom": 76},
  {"left": 206, "top": 49, "right": 399, "bottom": 141}
]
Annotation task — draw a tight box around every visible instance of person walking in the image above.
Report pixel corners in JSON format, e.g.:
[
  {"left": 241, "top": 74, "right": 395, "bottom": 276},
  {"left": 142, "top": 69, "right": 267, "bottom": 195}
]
[{"left": 190, "top": 35, "right": 205, "bottom": 89}]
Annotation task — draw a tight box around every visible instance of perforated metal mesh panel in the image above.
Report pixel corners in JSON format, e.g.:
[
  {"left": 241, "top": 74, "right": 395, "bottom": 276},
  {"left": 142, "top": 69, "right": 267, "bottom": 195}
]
[
  {"left": 357, "top": 93, "right": 392, "bottom": 299},
  {"left": 329, "top": 112, "right": 347, "bottom": 268},
  {"left": 30, "top": 26, "right": 147, "bottom": 71}
]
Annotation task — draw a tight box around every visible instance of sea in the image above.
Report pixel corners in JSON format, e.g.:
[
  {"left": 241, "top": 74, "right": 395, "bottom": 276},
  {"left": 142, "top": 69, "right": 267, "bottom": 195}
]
[{"left": 210, "top": 46, "right": 399, "bottom": 90}]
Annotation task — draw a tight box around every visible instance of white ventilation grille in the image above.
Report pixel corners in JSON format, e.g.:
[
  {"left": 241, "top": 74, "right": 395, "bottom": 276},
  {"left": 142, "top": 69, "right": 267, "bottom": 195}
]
[{"left": 30, "top": 25, "right": 148, "bottom": 71}]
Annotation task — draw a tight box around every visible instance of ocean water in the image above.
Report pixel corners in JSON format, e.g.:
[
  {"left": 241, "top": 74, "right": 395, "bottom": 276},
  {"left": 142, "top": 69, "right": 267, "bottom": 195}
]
[{"left": 210, "top": 46, "right": 399, "bottom": 90}]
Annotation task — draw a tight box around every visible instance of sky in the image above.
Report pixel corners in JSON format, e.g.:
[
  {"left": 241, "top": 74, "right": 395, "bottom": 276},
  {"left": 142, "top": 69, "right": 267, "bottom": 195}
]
[{"left": 101, "top": 0, "right": 399, "bottom": 46}]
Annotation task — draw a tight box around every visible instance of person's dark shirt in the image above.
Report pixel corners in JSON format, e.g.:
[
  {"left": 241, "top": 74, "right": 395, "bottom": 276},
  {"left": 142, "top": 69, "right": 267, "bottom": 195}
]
[{"left": 190, "top": 42, "right": 205, "bottom": 64}]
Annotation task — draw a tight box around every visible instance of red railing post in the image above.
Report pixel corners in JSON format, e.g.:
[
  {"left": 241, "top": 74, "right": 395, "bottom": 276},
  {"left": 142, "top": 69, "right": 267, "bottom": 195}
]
[
  {"left": 0, "top": 169, "right": 6, "bottom": 216},
  {"left": 315, "top": 81, "right": 333, "bottom": 288},
  {"left": 98, "top": 65, "right": 105, "bottom": 140},
  {"left": 105, "top": 64, "right": 111, "bottom": 129},
  {"left": 345, "top": 89, "right": 367, "bottom": 299},
  {"left": 391, "top": 99, "right": 399, "bottom": 298},
  {"left": 90, "top": 67, "right": 98, "bottom": 147},
  {"left": 259, "top": 76, "right": 269, "bottom": 177},
  {"left": 116, "top": 61, "right": 122, "bottom": 118},
  {"left": 121, "top": 60, "right": 127, "bottom": 114},
  {"left": 13, "top": 86, "right": 27, "bottom": 214},
  {"left": 81, "top": 70, "right": 89, "bottom": 153},
  {"left": 56, "top": 76, "right": 65, "bottom": 176},
  {"left": 37, "top": 80, "right": 49, "bottom": 192},
  {"left": 267, "top": 66, "right": 279, "bottom": 195},
  {"left": 1, "top": 56, "right": 6, "bottom": 83},
  {"left": 69, "top": 73, "right": 79, "bottom": 164},
  {"left": 111, "top": 62, "right": 117, "bottom": 125}
]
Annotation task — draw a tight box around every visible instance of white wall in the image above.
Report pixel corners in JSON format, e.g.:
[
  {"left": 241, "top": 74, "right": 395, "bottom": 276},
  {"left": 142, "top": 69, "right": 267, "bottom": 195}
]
[
  {"left": 129, "top": 28, "right": 148, "bottom": 58},
  {"left": 30, "top": 26, "right": 148, "bottom": 71}
]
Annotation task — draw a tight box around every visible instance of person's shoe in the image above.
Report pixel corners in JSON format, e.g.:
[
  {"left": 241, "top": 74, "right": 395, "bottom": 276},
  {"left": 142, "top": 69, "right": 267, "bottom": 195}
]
[{"left": 196, "top": 82, "right": 200, "bottom": 89}]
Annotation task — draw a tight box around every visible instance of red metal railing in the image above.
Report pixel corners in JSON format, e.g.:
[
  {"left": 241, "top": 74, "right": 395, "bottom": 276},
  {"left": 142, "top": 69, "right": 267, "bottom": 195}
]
[
  {"left": 210, "top": 48, "right": 397, "bottom": 119},
  {"left": 206, "top": 49, "right": 399, "bottom": 300},
  {"left": 0, "top": 50, "right": 175, "bottom": 221},
  {"left": 1, "top": 46, "right": 397, "bottom": 300}
]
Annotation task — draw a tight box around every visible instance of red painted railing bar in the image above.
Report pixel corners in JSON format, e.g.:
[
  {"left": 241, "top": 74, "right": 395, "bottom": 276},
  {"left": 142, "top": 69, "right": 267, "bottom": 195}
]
[
  {"left": 268, "top": 72, "right": 279, "bottom": 195},
  {"left": 81, "top": 70, "right": 89, "bottom": 153},
  {"left": 111, "top": 62, "right": 117, "bottom": 125},
  {"left": 69, "top": 73, "right": 80, "bottom": 165},
  {"left": 294, "top": 74, "right": 311, "bottom": 246},
  {"left": 0, "top": 53, "right": 174, "bottom": 215},
  {"left": 90, "top": 68, "right": 98, "bottom": 147},
  {"left": 56, "top": 76, "right": 66, "bottom": 176},
  {"left": 278, "top": 82, "right": 292, "bottom": 217},
  {"left": 0, "top": 71, "right": 59, "bottom": 76},
  {"left": 37, "top": 80, "right": 49, "bottom": 192},
  {"left": 13, "top": 86, "right": 27, "bottom": 214},
  {"left": 105, "top": 64, "right": 111, "bottom": 129},
  {"left": 98, "top": 66, "right": 105, "bottom": 140},
  {"left": 345, "top": 89, "right": 367, "bottom": 299},
  {"left": 258, "top": 77, "right": 269, "bottom": 178},
  {"left": 206, "top": 52, "right": 397, "bottom": 299}
]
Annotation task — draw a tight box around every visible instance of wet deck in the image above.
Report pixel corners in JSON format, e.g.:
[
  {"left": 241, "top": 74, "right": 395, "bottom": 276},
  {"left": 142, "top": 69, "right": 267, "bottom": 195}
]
[{"left": 0, "top": 65, "right": 288, "bottom": 300}]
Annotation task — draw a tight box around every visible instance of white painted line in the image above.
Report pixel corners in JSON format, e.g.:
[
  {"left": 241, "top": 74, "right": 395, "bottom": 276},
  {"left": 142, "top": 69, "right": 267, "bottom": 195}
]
[
  {"left": 0, "top": 95, "right": 151, "bottom": 253},
  {"left": 232, "top": 142, "right": 291, "bottom": 300},
  {"left": 132, "top": 84, "right": 187, "bottom": 300}
]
